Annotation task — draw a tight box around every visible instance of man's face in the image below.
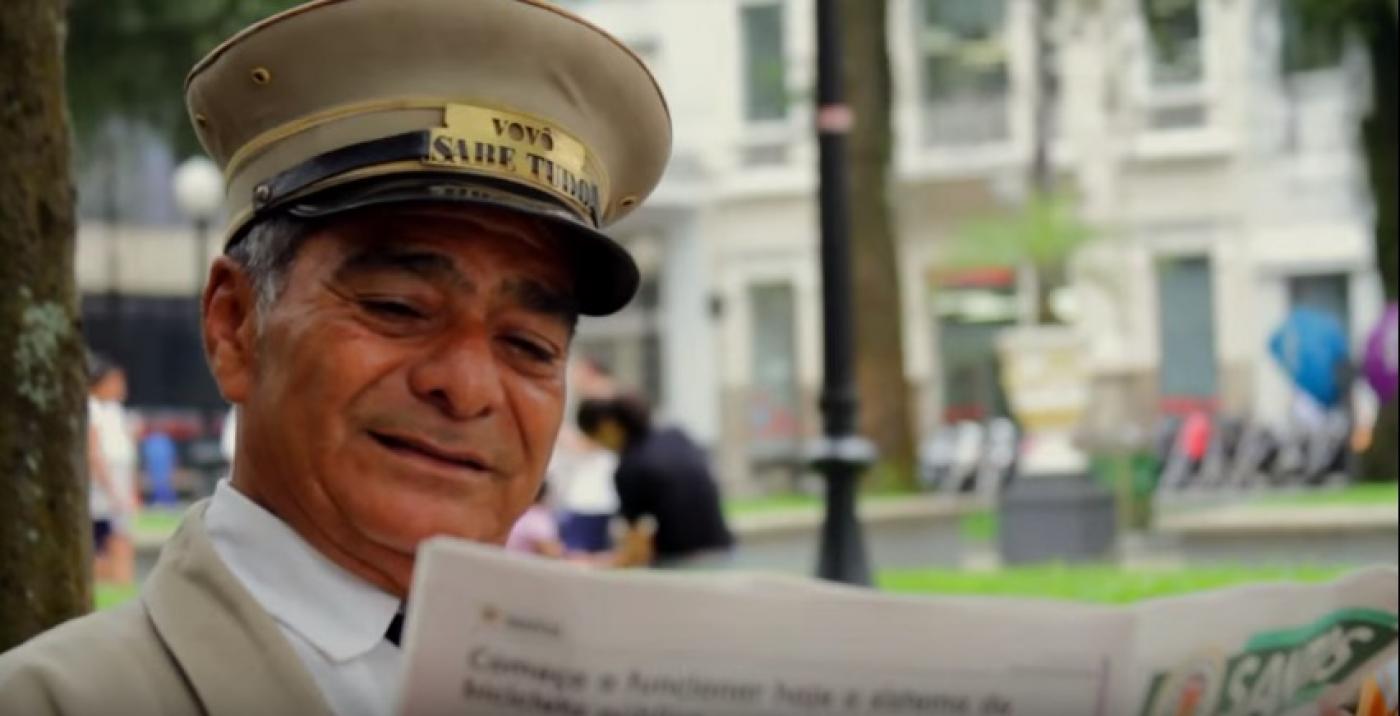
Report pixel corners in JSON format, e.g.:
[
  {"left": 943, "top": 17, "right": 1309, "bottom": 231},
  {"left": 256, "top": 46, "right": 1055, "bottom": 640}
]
[{"left": 218, "top": 206, "right": 575, "bottom": 594}]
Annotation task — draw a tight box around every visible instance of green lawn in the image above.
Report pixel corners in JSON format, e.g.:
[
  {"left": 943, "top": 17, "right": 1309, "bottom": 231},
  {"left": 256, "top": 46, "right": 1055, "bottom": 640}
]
[
  {"left": 95, "top": 582, "right": 139, "bottom": 610},
  {"left": 958, "top": 509, "right": 999, "bottom": 542},
  {"left": 878, "top": 564, "right": 1353, "bottom": 604},
  {"left": 97, "top": 565, "right": 1355, "bottom": 610},
  {"left": 1248, "top": 482, "right": 1398, "bottom": 510},
  {"left": 133, "top": 509, "right": 184, "bottom": 539},
  {"left": 723, "top": 490, "right": 930, "bottom": 518},
  {"left": 724, "top": 493, "right": 823, "bottom": 517}
]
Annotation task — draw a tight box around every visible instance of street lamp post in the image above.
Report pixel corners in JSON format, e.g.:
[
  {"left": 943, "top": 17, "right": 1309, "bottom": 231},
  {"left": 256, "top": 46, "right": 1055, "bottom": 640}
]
[
  {"left": 811, "top": 0, "right": 875, "bottom": 586},
  {"left": 173, "top": 156, "right": 225, "bottom": 433},
  {"left": 173, "top": 156, "right": 224, "bottom": 296}
]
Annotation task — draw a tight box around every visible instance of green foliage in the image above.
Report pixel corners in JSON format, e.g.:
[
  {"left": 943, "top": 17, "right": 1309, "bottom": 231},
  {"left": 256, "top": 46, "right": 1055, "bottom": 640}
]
[
  {"left": 1287, "top": 0, "right": 1392, "bottom": 29},
  {"left": 66, "top": 0, "right": 299, "bottom": 154},
  {"left": 878, "top": 565, "right": 1353, "bottom": 603},
  {"left": 945, "top": 193, "right": 1094, "bottom": 273}
]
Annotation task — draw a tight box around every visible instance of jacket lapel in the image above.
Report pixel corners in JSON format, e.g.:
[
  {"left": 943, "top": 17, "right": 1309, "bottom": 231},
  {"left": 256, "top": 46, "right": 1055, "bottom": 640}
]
[{"left": 142, "top": 501, "right": 333, "bottom": 716}]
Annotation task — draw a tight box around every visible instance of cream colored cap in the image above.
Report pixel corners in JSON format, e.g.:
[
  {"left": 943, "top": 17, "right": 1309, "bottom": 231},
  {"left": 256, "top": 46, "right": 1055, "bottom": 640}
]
[{"left": 185, "top": 0, "right": 671, "bottom": 315}]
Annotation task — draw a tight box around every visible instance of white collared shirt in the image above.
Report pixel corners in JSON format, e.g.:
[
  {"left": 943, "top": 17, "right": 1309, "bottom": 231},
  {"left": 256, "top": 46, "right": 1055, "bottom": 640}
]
[{"left": 206, "top": 481, "right": 403, "bottom": 716}]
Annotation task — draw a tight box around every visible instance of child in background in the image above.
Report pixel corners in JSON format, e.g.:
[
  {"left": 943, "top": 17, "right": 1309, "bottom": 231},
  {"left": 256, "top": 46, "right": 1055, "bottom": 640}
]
[
  {"left": 87, "top": 352, "right": 140, "bottom": 585},
  {"left": 505, "top": 483, "right": 565, "bottom": 559}
]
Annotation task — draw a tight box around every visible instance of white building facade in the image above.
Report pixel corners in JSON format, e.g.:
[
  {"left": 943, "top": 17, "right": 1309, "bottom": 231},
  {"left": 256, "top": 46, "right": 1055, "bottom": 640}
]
[
  {"left": 557, "top": 0, "right": 1384, "bottom": 492},
  {"left": 75, "top": 0, "right": 1384, "bottom": 491}
]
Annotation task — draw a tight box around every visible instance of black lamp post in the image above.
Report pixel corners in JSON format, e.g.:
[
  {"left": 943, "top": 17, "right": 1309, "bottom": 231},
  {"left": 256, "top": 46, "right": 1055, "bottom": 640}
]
[{"left": 811, "top": 0, "right": 875, "bottom": 586}]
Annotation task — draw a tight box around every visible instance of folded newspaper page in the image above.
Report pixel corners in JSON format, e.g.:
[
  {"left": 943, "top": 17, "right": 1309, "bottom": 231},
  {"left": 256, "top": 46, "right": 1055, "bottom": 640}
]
[{"left": 398, "top": 539, "right": 1397, "bottom": 716}]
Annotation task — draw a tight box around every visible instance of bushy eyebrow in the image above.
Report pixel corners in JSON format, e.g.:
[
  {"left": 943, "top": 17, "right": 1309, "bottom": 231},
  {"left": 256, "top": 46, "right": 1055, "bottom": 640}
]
[
  {"left": 332, "top": 245, "right": 579, "bottom": 333},
  {"left": 505, "top": 278, "right": 580, "bottom": 335}
]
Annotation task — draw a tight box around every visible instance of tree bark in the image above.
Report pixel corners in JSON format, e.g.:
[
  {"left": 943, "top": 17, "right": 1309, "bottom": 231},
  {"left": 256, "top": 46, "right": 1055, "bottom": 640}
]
[
  {"left": 840, "top": 0, "right": 917, "bottom": 486},
  {"left": 0, "top": 0, "right": 90, "bottom": 651},
  {"left": 1359, "top": 3, "right": 1398, "bottom": 482}
]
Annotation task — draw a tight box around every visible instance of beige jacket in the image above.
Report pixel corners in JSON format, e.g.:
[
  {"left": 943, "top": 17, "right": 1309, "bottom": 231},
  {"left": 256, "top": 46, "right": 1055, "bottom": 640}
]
[{"left": 0, "top": 503, "right": 332, "bottom": 716}]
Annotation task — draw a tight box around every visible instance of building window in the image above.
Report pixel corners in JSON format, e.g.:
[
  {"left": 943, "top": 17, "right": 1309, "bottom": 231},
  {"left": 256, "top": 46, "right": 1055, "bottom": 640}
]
[
  {"left": 574, "top": 275, "right": 664, "bottom": 407},
  {"left": 917, "top": 0, "right": 1010, "bottom": 146},
  {"left": 1279, "top": 0, "right": 1344, "bottom": 75},
  {"left": 1156, "top": 256, "right": 1218, "bottom": 408},
  {"left": 1289, "top": 273, "right": 1351, "bottom": 343},
  {"left": 747, "top": 282, "right": 801, "bottom": 461},
  {"left": 1142, "top": 0, "right": 1204, "bottom": 86},
  {"left": 931, "top": 269, "right": 1019, "bottom": 423},
  {"left": 741, "top": 2, "right": 788, "bottom": 123}
]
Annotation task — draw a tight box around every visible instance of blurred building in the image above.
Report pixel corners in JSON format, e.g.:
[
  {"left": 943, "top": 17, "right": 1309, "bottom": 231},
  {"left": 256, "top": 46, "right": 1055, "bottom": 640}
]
[
  {"left": 74, "top": 119, "right": 227, "bottom": 415},
  {"left": 74, "top": 0, "right": 1386, "bottom": 492},
  {"left": 562, "top": 0, "right": 1384, "bottom": 491}
]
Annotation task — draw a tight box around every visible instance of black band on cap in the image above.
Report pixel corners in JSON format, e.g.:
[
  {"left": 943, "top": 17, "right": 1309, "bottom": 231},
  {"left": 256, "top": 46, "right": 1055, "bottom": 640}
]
[{"left": 252, "top": 131, "right": 433, "bottom": 211}]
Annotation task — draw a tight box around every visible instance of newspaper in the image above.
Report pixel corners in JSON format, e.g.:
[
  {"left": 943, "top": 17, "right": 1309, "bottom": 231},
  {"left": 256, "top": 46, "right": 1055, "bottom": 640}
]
[{"left": 398, "top": 538, "right": 1398, "bottom": 716}]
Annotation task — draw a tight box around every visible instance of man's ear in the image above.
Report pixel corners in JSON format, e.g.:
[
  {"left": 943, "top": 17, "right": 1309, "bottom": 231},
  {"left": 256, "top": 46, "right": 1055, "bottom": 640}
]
[{"left": 202, "top": 257, "right": 259, "bottom": 404}]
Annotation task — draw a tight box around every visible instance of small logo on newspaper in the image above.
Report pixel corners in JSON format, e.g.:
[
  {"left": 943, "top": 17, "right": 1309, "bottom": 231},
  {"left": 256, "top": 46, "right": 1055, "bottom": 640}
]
[
  {"left": 1138, "top": 609, "right": 1398, "bottom": 716},
  {"left": 480, "top": 603, "right": 563, "bottom": 640}
]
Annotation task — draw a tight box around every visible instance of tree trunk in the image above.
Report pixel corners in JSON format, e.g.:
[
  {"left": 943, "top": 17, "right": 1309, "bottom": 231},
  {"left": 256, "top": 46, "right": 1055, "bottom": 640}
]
[
  {"left": 1359, "top": 5, "right": 1398, "bottom": 482},
  {"left": 0, "top": 0, "right": 90, "bottom": 651},
  {"left": 840, "top": 0, "right": 917, "bottom": 487}
]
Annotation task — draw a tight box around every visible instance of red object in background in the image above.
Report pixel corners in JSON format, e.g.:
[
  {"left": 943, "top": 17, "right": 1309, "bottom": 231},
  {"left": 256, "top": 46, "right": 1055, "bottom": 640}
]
[
  {"left": 1159, "top": 396, "right": 1219, "bottom": 417},
  {"left": 930, "top": 266, "right": 1017, "bottom": 289},
  {"left": 1177, "top": 412, "right": 1213, "bottom": 461},
  {"left": 943, "top": 404, "right": 988, "bottom": 424},
  {"left": 138, "top": 412, "right": 206, "bottom": 441}
]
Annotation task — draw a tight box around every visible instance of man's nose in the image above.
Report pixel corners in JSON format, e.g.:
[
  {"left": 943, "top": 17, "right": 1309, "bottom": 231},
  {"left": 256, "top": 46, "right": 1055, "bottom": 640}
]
[{"left": 406, "top": 331, "right": 506, "bottom": 421}]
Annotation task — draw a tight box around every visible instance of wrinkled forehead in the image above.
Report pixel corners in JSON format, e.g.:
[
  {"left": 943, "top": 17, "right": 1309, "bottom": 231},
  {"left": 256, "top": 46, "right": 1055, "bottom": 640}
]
[
  {"left": 290, "top": 206, "right": 579, "bottom": 328},
  {"left": 315, "top": 205, "right": 573, "bottom": 282}
]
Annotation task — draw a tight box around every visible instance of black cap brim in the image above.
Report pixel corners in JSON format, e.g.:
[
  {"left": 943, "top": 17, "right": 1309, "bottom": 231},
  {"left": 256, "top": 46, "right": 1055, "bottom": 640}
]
[{"left": 275, "top": 174, "right": 640, "bottom": 317}]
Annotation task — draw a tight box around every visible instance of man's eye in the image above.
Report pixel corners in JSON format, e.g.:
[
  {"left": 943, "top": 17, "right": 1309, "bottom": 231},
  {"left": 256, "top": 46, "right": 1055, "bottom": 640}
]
[
  {"left": 504, "top": 335, "right": 556, "bottom": 363},
  {"left": 361, "top": 299, "right": 426, "bottom": 321}
]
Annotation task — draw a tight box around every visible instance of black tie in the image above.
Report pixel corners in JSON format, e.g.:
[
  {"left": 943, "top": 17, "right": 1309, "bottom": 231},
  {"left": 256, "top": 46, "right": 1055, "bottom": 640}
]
[{"left": 385, "top": 611, "right": 405, "bottom": 647}]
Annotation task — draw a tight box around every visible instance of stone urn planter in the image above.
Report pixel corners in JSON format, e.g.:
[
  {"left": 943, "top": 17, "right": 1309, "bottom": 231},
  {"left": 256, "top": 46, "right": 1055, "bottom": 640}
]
[{"left": 995, "top": 325, "right": 1117, "bottom": 564}]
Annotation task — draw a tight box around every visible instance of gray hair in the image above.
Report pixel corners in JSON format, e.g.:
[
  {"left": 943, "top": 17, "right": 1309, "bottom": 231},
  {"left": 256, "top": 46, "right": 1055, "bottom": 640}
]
[{"left": 226, "top": 214, "right": 309, "bottom": 314}]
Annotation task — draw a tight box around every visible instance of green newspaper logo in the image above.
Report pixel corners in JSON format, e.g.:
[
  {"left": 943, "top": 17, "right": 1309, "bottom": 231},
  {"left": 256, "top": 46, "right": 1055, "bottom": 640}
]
[{"left": 1139, "top": 609, "right": 1397, "bottom": 716}]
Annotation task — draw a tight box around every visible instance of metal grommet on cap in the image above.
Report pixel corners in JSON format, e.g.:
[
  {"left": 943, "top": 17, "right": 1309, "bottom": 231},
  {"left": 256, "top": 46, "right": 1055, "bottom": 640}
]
[
  {"left": 193, "top": 113, "right": 210, "bottom": 128},
  {"left": 253, "top": 184, "right": 272, "bottom": 205},
  {"left": 250, "top": 67, "right": 273, "bottom": 86},
  {"left": 618, "top": 196, "right": 639, "bottom": 210}
]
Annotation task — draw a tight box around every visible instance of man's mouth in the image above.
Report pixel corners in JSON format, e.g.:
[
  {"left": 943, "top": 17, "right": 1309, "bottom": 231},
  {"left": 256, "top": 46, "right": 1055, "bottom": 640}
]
[{"left": 368, "top": 431, "right": 493, "bottom": 474}]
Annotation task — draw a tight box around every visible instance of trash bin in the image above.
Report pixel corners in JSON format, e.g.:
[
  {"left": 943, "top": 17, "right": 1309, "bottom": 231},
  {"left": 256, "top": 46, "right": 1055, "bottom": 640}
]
[{"left": 998, "top": 471, "right": 1117, "bottom": 565}]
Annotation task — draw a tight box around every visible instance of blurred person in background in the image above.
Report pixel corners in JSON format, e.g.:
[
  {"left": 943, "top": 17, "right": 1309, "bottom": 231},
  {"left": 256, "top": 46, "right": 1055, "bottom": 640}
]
[
  {"left": 86, "top": 352, "right": 140, "bottom": 585},
  {"left": 547, "top": 356, "right": 623, "bottom": 554},
  {"left": 506, "top": 482, "right": 655, "bottom": 567},
  {"left": 578, "top": 395, "right": 734, "bottom": 569},
  {"left": 505, "top": 483, "right": 566, "bottom": 559}
]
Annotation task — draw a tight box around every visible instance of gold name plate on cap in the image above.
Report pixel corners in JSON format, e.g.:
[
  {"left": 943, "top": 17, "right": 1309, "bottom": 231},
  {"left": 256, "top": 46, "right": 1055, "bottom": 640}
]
[{"left": 425, "top": 104, "right": 608, "bottom": 226}]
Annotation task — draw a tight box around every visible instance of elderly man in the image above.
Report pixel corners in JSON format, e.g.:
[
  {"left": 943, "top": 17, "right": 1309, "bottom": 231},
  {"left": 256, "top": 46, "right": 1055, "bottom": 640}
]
[{"left": 0, "top": 0, "right": 669, "bottom": 714}]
